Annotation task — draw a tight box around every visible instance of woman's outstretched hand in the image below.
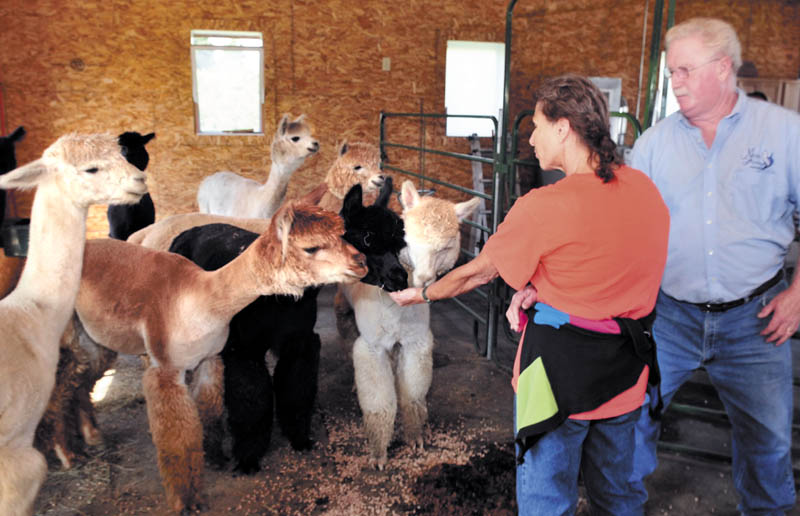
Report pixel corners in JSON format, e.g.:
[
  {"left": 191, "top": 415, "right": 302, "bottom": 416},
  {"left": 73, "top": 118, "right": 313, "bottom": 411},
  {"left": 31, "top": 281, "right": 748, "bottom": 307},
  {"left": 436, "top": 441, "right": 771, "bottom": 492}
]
[
  {"left": 389, "top": 287, "right": 423, "bottom": 306},
  {"left": 506, "top": 284, "right": 538, "bottom": 332}
]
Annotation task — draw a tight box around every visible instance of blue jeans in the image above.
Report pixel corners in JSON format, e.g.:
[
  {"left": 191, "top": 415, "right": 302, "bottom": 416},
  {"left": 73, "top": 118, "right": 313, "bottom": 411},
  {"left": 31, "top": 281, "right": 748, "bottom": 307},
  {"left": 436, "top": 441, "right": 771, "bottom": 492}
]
[
  {"left": 516, "top": 406, "right": 643, "bottom": 516},
  {"left": 630, "top": 283, "right": 796, "bottom": 515}
]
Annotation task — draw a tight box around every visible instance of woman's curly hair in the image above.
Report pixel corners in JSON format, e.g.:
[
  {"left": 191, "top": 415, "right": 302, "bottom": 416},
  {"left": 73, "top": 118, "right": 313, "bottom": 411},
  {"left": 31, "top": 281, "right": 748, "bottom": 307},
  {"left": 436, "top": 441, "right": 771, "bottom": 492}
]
[{"left": 532, "top": 75, "right": 621, "bottom": 183}]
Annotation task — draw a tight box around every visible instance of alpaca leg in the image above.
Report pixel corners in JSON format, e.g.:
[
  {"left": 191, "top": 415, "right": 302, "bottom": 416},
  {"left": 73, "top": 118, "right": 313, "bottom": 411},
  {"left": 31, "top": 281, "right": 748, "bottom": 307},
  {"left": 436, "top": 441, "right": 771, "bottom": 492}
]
[
  {"left": 189, "top": 356, "right": 227, "bottom": 469},
  {"left": 223, "top": 350, "right": 273, "bottom": 475},
  {"left": 274, "top": 332, "right": 320, "bottom": 451},
  {"left": 334, "top": 287, "right": 358, "bottom": 340},
  {"left": 352, "top": 335, "right": 396, "bottom": 470},
  {"left": 395, "top": 331, "right": 434, "bottom": 452},
  {"left": 0, "top": 445, "right": 48, "bottom": 516},
  {"left": 74, "top": 330, "right": 118, "bottom": 447},
  {"left": 142, "top": 366, "right": 206, "bottom": 514}
]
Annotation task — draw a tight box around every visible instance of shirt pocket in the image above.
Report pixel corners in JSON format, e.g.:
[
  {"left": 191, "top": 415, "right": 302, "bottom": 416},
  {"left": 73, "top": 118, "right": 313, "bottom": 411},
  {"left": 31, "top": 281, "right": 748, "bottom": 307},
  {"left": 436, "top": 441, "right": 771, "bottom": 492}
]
[{"left": 730, "top": 165, "right": 780, "bottom": 223}]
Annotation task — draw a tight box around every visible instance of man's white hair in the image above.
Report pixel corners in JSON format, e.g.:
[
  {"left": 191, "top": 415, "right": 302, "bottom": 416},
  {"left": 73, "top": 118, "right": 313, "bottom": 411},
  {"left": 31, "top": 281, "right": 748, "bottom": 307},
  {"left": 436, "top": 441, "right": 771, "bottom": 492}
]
[{"left": 666, "top": 17, "right": 742, "bottom": 74}]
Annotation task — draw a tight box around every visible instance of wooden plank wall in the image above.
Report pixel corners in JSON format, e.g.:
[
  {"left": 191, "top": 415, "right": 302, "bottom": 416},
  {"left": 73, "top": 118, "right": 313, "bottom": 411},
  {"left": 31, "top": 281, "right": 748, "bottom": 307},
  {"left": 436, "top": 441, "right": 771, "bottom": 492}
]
[{"left": 0, "top": 0, "right": 798, "bottom": 292}]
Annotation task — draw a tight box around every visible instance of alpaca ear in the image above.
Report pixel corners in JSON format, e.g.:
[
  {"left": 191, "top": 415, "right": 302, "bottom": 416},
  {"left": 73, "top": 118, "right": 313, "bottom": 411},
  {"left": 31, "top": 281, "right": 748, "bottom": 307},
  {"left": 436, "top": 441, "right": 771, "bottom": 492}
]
[
  {"left": 374, "top": 176, "right": 393, "bottom": 208},
  {"left": 399, "top": 180, "right": 420, "bottom": 210},
  {"left": 338, "top": 141, "right": 349, "bottom": 156},
  {"left": 273, "top": 202, "right": 295, "bottom": 262},
  {"left": 142, "top": 132, "right": 156, "bottom": 144},
  {"left": 293, "top": 114, "right": 306, "bottom": 123},
  {"left": 9, "top": 126, "right": 25, "bottom": 143},
  {"left": 277, "top": 114, "right": 290, "bottom": 137},
  {"left": 0, "top": 159, "right": 48, "bottom": 190},
  {"left": 341, "top": 184, "right": 363, "bottom": 217},
  {"left": 454, "top": 197, "right": 482, "bottom": 222}
]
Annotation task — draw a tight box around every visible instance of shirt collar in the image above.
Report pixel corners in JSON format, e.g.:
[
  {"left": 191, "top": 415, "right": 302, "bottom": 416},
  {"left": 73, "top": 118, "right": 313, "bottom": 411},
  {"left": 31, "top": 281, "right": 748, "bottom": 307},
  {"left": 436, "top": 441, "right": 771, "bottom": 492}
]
[{"left": 677, "top": 88, "right": 746, "bottom": 129}]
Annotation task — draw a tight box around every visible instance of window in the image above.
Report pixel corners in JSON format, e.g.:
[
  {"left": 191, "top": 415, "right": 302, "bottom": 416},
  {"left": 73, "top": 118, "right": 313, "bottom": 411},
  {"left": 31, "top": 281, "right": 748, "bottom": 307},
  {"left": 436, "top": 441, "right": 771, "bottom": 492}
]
[
  {"left": 444, "top": 41, "right": 506, "bottom": 137},
  {"left": 652, "top": 51, "right": 680, "bottom": 125},
  {"left": 190, "top": 30, "right": 264, "bottom": 135}
]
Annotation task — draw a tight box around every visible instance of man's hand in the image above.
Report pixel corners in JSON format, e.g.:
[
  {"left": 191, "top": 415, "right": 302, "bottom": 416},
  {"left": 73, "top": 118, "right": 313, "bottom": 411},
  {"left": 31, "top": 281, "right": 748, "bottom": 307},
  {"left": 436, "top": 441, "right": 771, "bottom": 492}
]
[
  {"left": 758, "top": 284, "right": 800, "bottom": 345},
  {"left": 506, "top": 284, "right": 538, "bottom": 332}
]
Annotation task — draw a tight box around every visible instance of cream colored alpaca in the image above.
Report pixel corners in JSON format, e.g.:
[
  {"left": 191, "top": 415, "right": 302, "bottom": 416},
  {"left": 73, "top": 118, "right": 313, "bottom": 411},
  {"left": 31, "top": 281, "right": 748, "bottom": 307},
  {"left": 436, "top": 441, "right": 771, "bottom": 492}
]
[
  {"left": 0, "top": 133, "right": 146, "bottom": 516},
  {"left": 73, "top": 202, "right": 366, "bottom": 514},
  {"left": 318, "top": 141, "right": 386, "bottom": 213},
  {"left": 343, "top": 180, "right": 480, "bottom": 470},
  {"left": 197, "top": 114, "right": 319, "bottom": 218}
]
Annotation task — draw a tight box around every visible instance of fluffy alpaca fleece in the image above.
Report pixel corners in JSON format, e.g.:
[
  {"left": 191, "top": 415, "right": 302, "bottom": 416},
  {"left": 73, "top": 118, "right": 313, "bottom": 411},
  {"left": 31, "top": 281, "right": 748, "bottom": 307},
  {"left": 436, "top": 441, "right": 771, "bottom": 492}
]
[
  {"left": 69, "top": 203, "right": 367, "bottom": 514},
  {"left": 197, "top": 114, "right": 319, "bottom": 218},
  {"left": 0, "top": 133, "right": 146, "bottom": 516},
  {"left": 342, "top": 180, "right": 481, "bottom": 470},
  {"left": 318, "top": 141, "right": 386, "bottom": 214}
]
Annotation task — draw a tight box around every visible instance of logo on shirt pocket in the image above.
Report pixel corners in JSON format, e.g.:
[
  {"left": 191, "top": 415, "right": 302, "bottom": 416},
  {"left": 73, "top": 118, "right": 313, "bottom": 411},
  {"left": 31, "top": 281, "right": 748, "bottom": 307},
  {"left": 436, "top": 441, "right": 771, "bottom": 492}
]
[{"left": 742, "top": 147, "right": 774, "bottom": 171}]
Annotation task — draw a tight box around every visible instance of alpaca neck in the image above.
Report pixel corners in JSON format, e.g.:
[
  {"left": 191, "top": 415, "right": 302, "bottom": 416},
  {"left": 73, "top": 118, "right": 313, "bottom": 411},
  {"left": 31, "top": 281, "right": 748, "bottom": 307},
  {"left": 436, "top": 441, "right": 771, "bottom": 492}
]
[
  {"left": 196, "top": 239, "right": 275, "bottom": 321},
  {"left": 256, "top": 158, "right": 303, "bottom": 217},
  {"left": 14, "top": 181, "right": 88, "bottom": 331}
]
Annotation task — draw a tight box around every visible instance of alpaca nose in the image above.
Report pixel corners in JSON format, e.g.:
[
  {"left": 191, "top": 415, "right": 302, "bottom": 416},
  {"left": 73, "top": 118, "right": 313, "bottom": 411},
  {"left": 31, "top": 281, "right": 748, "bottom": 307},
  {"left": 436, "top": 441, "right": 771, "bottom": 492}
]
[{"left": 309, "top": 141, "right": 319, "bottom": 152}]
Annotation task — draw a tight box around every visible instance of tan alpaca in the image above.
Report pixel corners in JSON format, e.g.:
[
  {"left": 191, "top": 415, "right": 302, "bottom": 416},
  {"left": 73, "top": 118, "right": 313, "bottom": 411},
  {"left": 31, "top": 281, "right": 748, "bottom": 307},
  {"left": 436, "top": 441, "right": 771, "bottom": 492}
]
[
  {"left": 343, "top": 180, "right": 480, "bottom": 470},
  {"left": 197, "top": 114, "right": 319, "bottom": 218},
  {"left": 318, "top": 141, "right": 386, "bottom": 213},
  {"left": 72, "top": 202, "right": 366, "bottom": 514},
  {"left": 0, "top": 133, "right": 146, "bottom": 516}
]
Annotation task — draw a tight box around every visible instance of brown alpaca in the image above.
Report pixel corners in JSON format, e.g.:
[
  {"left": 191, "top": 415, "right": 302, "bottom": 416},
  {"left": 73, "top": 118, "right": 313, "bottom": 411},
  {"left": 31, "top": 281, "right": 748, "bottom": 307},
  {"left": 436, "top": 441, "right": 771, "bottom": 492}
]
[
  {"left": 71, "top": 202, "right": 366, "bottom": 514},
  {"left": 0, "top": 133, "right": 146, "bottom": 516},
  {"left": 318, "top": 141, "right": 386, "bottom": 213}
]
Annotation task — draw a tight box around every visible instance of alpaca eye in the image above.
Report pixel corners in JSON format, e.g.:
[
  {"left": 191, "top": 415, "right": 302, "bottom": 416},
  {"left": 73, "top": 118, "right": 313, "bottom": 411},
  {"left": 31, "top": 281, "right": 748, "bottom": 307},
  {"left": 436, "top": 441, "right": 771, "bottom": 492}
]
[
  {"left": 303, "top": 246, "right": 320, "bottom": 254},
  {"left": 354, "top": 165, "right": 362, "bottom": 171},
  {"left": 291, "top": 136, "right": 300, "bottom": 142},
  {"left": 85, "top": 167, "right": 99, "bottom": 174}
]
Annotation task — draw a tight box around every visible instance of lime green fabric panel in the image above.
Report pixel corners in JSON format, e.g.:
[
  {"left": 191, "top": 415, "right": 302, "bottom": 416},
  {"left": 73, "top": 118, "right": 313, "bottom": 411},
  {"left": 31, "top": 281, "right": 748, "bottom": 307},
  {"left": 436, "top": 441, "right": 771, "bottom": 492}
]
[{"left": 516, "top": 357, "right": 559, "bottom": 433}]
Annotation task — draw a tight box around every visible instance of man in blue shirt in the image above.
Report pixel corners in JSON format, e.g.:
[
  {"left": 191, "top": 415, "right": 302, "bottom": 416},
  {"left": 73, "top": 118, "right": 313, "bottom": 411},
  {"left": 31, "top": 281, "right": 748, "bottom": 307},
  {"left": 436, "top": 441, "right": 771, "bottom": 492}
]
[{"left": 629, "top": 17, "right": 800, "bottom": 515}]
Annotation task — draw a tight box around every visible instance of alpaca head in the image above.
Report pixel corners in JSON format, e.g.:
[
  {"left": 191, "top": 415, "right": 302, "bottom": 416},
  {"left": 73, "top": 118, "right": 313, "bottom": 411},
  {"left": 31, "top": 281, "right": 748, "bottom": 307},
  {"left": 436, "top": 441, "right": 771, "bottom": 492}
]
[
  {"left": 0, "top": 126, "right": 26, "bottom": 174},
  {"left": 340, "top": 177, "right": 408, "bottom": 292},
  {"left": 398, "top": 180, "right": 481, "bottom": 288},
  {"left": 118, "top": 131, "right": 155, "bottom": 171},
  {"left": 270, "top": 114, "right": 319, "bottom": 171},
  {"left": 0, "top": 133, "right": 147, "bottom": 207},
  {"left": 252, "top": 202, "right": 367, "bottom": 297},
  {"left": 324, "top": 141, "right": 385, "bottom": 200}
]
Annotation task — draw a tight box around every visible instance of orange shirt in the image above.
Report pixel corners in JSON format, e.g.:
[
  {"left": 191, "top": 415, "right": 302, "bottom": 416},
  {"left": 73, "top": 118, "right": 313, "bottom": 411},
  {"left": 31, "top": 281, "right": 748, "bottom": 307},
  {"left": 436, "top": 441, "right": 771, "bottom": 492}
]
[{"left": 484, "top": 165, "right": 669, "bottom": 419}]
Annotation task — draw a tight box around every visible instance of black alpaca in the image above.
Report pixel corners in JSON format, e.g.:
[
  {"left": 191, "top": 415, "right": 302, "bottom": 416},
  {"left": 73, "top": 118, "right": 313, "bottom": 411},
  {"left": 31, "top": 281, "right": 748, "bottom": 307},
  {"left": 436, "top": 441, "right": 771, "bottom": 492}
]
[
  {"left": 168, "top": 178, "right": 408, "bottom": 474},
  {"left": 0, "top": 126, "right": 26, "bottom": 229},
  {"left": 107, "top": 131, "right": 155, "bottom": 240}
]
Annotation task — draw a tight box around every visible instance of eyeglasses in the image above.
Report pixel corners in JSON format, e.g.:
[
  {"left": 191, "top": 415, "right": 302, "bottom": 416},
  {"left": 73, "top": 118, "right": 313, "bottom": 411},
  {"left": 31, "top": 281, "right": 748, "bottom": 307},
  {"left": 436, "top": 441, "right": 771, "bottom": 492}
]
[{"left": 665, "top": 57, "right": 723, "bottom": 80}]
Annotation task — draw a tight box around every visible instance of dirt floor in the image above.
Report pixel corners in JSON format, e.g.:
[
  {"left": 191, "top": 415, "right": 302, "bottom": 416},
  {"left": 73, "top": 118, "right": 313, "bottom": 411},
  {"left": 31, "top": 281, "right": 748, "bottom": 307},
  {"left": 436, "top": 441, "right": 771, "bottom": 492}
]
[{"left": 33, "top": 285, "right": 799, "bottom": 515}]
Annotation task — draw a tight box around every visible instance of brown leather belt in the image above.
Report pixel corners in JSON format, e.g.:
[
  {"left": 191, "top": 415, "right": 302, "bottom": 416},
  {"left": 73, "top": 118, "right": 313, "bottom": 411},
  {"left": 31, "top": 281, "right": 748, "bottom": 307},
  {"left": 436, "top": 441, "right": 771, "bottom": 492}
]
[{"left": 691, "top": 270, "right": 784, "bottom": 312}]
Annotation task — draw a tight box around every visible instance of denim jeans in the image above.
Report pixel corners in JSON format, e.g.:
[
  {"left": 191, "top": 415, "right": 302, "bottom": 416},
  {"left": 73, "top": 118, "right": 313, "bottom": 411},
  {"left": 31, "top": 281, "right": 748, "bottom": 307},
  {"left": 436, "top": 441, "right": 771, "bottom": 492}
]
[
  {"left": 630, "top": 282, "right": 796, "bottom": 515},
  {"left": 516, "top": 405, "right": 643, "bottom": 516}
]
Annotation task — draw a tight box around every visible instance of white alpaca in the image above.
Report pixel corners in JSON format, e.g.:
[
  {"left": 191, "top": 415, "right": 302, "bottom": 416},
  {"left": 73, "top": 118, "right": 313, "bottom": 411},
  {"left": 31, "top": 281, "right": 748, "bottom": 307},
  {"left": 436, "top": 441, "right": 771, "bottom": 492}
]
[
  {"left": 343, "top": 180, "right": 480, "bottom": 470},
  {"left": 0, "top": 133, "right": 146, "bottom": 516},
  {"left": 196, "top": 113, "right": 319, "bottom": 218}
]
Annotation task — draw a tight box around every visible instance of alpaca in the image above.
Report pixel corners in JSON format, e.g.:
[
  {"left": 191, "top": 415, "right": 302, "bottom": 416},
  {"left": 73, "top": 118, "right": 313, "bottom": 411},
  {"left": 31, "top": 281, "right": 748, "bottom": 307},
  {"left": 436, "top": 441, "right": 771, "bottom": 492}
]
[
  {"left": 167, "top": 179, "right": 407, "bottom": 474},
  {"left": 0, "top": 133, "right": 147, "bottom": 516},
  {"left": 70, "top": 202, "right": 367, "bottom": 514},
  {"left": 343, "top": 180, "right": 480, "bottom": 470},
  {"left": 317, "top": 141, "right": 386, "bottom": 213},
  {"left": 107, "top": 131, "right": 156, "bottom": 240},
  {"left": 0, "top": 126, "right": 26, "bottom": 228},
  {"left": 197, "top": 114, "right": 319, "bottom": 218}
]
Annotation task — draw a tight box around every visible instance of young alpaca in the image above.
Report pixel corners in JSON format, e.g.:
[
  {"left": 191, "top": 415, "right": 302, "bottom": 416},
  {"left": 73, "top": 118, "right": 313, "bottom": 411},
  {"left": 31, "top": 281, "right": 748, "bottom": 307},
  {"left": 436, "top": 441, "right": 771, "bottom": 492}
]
[
  {"left": 342, "top": 180, "right": 480, "bottom": 470},
  {"left": 72, "top": 202, "right": 366, "bottom": 514},
  {"left": 0, "top": 133, "right": 146, "bottom": 516},
  {"left": 317, "top": 141, "right": 386, "bottom": 214},
  {"left": 107, "top": 131, "right": 156, "bottom": 240},
  {"left": 197, "top": 114, "right": 319, "bottom": 218},
  {"left": 167, "top": 179, "right": 407, "bottom": 474},
  {"left": 0, "top": 126, "right": 26, "bottom": 228}
]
